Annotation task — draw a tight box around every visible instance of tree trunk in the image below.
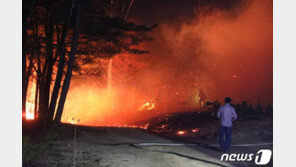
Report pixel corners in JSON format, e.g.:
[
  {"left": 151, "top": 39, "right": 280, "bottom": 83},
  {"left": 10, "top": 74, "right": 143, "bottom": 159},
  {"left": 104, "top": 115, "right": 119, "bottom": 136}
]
[
  {"left": 47, "top": 0, "right": 75, "bottom": 125},
  {"left": 23, "top": 54, "right": 34, "bottom": 119},
  {"left": 38, "top": 80, "right": 45, "bottom": 123},
  {"left": 22, "top": 27, "right": 29, "bottom": 120},
  {"left": 55, "top": 1, "right": 81, "bottom": 123},
  {"left": 22, "top": 67, "right": 28, "bottom": 119},
  {"left": 39, "top": 0, "right": 54, "bottom": 127},
  {"left": 34, "top": 77, "right": 39, "bottom": 120},
  {"left": 36, "top": 63, "right": 42, "bottom": 122},
  {"left": 22, "top": 0, "right": 34, "bottom": 120}
]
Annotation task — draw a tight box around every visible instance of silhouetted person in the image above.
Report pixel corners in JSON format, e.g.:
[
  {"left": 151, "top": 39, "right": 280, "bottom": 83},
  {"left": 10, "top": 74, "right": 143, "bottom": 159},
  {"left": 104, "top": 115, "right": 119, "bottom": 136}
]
[
  {"left": 198, "top": 88, "right": 207, "bottom": 107},
  {"left": 217, "top": 97, "right": 237, "bottom": 152}
]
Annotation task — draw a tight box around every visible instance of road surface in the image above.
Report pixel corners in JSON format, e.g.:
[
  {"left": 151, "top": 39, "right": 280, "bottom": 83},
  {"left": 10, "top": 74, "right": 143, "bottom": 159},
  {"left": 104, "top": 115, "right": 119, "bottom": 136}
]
[{"left": 34, "top": 126, "right": 272, "bottom": 167}]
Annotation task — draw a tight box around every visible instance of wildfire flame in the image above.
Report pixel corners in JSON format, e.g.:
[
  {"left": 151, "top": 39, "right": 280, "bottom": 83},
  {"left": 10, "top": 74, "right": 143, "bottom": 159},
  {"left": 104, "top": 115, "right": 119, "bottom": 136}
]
[
  {"left": 139, "top": 100, "right": 155, "bottom": 111},
  {"left": 177, "top": 130, "right": 186, "bottom": 135},
  {"left": 25, "top": 110, "right": 34, "bottom": 120},
  {"left": 192, "top": 128, "right": 199, "bottom": 133},
  {"left": 25, "top": 82, "right": 36, "bottom": 120}
]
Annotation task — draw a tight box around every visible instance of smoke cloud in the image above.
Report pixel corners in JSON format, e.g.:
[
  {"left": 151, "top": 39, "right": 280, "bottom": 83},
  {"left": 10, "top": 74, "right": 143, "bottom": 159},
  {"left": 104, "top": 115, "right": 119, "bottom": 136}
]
[{"left": 62, "top": 0, "right": 273, "bottom": 125}]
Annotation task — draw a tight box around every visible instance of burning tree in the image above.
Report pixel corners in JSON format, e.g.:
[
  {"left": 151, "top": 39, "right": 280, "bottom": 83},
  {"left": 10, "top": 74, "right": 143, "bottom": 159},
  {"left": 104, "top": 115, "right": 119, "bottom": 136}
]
[{"left": 22, "top": 0, "right": 155, "bottom": 128}]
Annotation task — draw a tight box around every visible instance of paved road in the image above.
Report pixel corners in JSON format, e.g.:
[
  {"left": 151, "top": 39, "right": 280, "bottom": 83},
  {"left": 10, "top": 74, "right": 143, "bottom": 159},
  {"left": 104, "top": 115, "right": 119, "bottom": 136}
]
[{"left": 38, "top": 126, "right": 272, "bottom": 167}]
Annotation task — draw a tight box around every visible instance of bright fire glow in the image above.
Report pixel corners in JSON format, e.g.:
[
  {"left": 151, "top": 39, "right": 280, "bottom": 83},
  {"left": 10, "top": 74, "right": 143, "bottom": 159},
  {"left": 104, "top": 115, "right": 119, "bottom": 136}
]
[
  {"left": 26, "top": 110, "right": 34, "bottom": 120},
  {"left": 192, "top": 128, "right": 199, "bottom": 133},
  {"left": 25, "top": 82, "right": 36, "bottom": 120},
  {"left": 139, "top": 100, "right": 155, "bottom": 111},
  {"left": 177, "top": 130, "right": 186, "bottom": 135},
  {"left": 23, "top": 0, "right": 271, "bottom": 126},
  {"left": 61, "top": 85, "right": 117, "bottom": 125}
]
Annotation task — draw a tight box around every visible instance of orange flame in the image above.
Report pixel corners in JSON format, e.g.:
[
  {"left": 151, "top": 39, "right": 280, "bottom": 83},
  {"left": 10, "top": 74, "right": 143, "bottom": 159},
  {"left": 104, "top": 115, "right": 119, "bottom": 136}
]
[
  {"left": 192, "top": 128, "right": 199, "bottom": 133},
  {"left": 139, "top": 100, "right": 155, "bottom": 111},
  {"left": 25, "top": 82, "right": 36, "bottom": 120},
  {"left": 177, "top": 130, "right": 186, "bottom": 135}
]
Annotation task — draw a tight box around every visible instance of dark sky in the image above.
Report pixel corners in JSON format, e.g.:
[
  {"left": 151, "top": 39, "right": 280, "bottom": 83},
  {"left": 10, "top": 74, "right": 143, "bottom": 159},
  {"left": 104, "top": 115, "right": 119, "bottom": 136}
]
[{"left": 129, "top": 0, "right": 243, "bottom": 24}]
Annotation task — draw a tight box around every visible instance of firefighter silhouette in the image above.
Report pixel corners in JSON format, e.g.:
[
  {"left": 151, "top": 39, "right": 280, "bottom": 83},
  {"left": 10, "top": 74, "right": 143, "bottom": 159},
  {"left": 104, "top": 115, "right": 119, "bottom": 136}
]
[{"left": 198, "top": 88, "right": 207, "bottom": 108}]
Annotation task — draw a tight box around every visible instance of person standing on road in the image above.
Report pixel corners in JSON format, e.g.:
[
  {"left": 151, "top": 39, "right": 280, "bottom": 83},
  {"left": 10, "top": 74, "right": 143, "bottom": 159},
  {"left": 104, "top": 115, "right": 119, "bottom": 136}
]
[{"left": 217, "top": 97, "right": 238, "bottom": 152}]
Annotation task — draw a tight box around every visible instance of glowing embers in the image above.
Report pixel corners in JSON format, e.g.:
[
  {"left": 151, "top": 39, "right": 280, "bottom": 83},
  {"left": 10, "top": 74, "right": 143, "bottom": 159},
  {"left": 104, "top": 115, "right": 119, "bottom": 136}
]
[
  {"left": 175, "top": 128, "right": 199, "bottom": 136},
  {"left": 139, "top": 100, "right": 155, "bottom": 111},
  {"left": 116, "top": 123, "right": 150, "bottom": 129},
  {"left": 192, "top": 128, "right": 199, "bottom": 133},
  {"left": 177, "top": 130, "right": 186, "bottom": 135},
  {"left": 62, "top": 122, "right": 150, "bottom": 130},
  {"left": 69, "top": 118, "right": 80, "bottom": 125}
]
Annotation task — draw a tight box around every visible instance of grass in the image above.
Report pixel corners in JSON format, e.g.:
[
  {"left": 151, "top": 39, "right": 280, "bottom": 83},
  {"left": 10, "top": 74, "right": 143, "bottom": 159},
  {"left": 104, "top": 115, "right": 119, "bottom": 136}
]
[{"left": 22, "top": 130, "right": 60, "bottom": 166}]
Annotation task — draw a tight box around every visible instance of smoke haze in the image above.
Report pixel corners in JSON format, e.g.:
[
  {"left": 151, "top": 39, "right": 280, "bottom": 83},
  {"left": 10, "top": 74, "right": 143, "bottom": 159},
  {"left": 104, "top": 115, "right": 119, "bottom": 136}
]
[{"left": 62, "top": 0, "right": 273, "bottom": 125}]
